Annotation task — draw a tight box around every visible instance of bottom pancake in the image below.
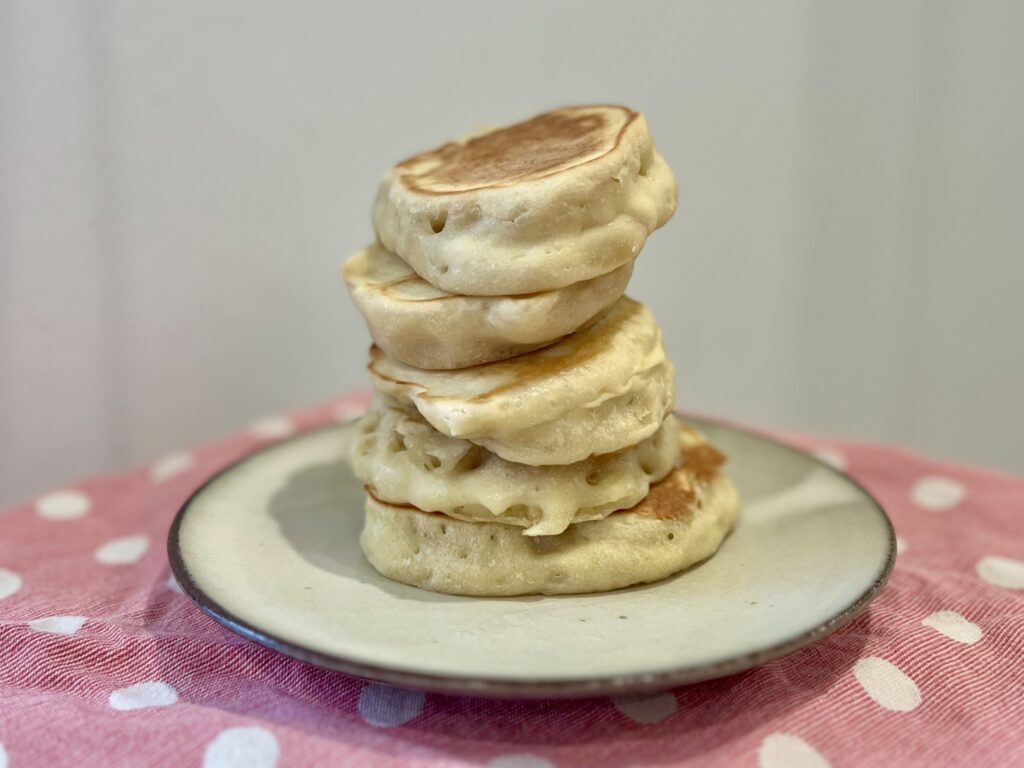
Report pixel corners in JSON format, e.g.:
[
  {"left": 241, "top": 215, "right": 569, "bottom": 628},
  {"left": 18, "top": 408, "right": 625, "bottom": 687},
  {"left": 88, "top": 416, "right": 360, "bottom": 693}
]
[{"left": 359, "top": 463, "right": 739, "bottom": 597}]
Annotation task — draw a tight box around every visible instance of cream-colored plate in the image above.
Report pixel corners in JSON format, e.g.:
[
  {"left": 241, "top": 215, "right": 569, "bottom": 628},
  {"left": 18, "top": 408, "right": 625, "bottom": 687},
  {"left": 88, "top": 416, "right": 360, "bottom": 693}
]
[{"left": 168, "top": 418, "right": 894, "bottom": 698}]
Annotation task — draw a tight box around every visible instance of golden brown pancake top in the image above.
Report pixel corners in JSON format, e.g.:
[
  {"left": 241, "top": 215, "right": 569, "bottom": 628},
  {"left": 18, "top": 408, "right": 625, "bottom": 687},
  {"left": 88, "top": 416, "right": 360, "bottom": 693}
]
[
  {"left": 680, "top": 437, "right": 727, "bottom": 484},
  {"left": 633, "top": 437, "right": 727, "bottom": 521},
  {"left": 397, "top": 105, "right": 637, "bottom": 194}
]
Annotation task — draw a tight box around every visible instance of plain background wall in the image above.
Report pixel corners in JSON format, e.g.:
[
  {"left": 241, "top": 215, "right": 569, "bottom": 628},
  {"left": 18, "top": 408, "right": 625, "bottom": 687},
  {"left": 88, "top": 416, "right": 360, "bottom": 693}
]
[{"left": 2, "top": 1, "right": 1022, "bottom": 506}]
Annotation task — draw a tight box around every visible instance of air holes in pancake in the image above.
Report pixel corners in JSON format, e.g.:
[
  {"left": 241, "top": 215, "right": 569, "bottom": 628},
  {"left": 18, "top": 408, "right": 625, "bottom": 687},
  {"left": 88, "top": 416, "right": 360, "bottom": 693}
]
[
  {"left": 424, "top": 454, "right": 442, "bottom": 471},
  {"left": 453, "top": 448, "right": 485, "bottom": 473},
  {"left": 440, "top": 524, "right": 447, "bottom": 535},
  {"left": 586, "top": 471, "right": 601, "bottom": 486},
  {"left": 667, "top": 533, "right": 675, "bottom": 540},
  {"left": 639, "top": 151, "right": 652, "bottom": 177},
  {"left": 430, "top": 211, "right": 447, "bottom": 233},
  {"left": 387, "top": 434, "right": 407, "bottom": 453}
]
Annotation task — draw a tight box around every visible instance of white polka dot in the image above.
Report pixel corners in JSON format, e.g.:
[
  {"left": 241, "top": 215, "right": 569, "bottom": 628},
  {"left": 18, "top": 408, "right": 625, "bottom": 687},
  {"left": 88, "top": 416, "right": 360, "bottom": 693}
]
[
  {"left": 249, "top": 416, "right": 295, "bottom": 440},
  {"left": 759, "top": 733, "right": 831, "bottom": 768},
  {"left": 29, "top": 615, "right": 86, "bottom": 635},
  {"left": 0, "top": 568, "right": 22, "bottom": 601},
  {"left": 167, "top": 575, "right": 185, "bottom": 594},
  {"left": 812, "top": 449, "right": 846, "bottom": 471},
  {"left": 922, "top": 610, "right": 982, "bottom": 644},
  {"left": 977, "top": 555, "right": 1024, "bottom": 589},
  {"left": 896, "top": 536, "right": 907, "bottom": 555},
  {"left": 612, "top": 691, "right": 678, "bottom": 723},
  {"left": 853, "top": 656, "right": 922, "bottom": 712},
  {"left": 335, "top": 401, "right": 367, "bottom": 422},
  {"left": 911, "top": 475, "right": 965, "bottom": 511},
  {"left": 203, "top": 726, "right": 279, "bottom": 768},
  {"left": 0, "top": 742, "right": 7, "bottom": 768},
  {"left": 150, "top": 452, "right": 194, "bottom": 482},
  {"left": 488, "top": 757, "right": 554, "bottom": 768},
  {"left": 36, "top": 490, "right": 91, "bottom": 520},
  {"left": 357, "top": 683, "right": 425, "bottom": 727},
  {"left": 95, "top": 535, "right": 150, "bottom": 565},
  {"left": 108, "top": 681, "right": 178, "bottom": 710}
]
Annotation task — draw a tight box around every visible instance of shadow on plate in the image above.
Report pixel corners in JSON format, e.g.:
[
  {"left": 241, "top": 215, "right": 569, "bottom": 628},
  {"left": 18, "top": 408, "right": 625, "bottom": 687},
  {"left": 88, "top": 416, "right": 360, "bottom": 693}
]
[{"left": 266, "top": 458, "right": 479, "bottom": 604}]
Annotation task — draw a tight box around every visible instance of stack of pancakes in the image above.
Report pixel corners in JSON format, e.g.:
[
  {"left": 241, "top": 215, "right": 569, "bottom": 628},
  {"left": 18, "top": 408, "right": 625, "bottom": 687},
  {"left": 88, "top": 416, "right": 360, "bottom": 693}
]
[{"left": 344, "top": 105, "right": 739, "bottom": 596}]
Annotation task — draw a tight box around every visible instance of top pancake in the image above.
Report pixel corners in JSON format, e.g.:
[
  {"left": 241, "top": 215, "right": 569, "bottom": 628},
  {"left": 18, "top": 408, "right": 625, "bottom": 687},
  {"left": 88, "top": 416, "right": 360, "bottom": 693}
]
[{"left": 372, "top": 105, "right": 677, "bottom": 295}]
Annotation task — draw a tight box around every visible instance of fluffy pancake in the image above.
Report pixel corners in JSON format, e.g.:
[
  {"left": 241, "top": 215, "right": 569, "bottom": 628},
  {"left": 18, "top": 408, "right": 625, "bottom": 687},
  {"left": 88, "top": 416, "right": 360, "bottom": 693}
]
[
  {"left": 359, "top": 430, "right": 739, "bottom": 596},
  {"left": 351, "top": 397, "right": 682, "bottom": 536},
  {"left": 343, "top": 243, "right": 632, "bottom": 369},
  {"left": 367, "top": 297, "right": 675, "bottom": 465},
  {"left": 372, "top": 105, "right": 677, "bottom": 295}
]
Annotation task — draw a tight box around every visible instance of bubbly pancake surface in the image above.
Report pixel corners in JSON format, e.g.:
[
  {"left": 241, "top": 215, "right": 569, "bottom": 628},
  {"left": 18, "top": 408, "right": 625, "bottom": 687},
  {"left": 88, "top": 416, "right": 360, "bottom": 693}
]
[
  {"left": 359, "top": 429, "right": 739, "bottom": 596},
  {"left": 350, "top": 397, "right": 682, "bottom": 536}
]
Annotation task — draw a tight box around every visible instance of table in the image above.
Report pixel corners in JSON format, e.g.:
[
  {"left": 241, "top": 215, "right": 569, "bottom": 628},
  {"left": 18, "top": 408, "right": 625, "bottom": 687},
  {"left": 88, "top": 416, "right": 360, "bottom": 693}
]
[{"left": 2, "top": 391, "right": 1022, "bottom": 767}]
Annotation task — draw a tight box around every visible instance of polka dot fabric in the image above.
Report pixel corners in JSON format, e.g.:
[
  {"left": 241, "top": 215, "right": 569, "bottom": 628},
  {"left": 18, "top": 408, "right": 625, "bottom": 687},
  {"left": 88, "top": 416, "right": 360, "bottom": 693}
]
[{"left": 1, "top": 390, "right": 1022, "bottom": 767}]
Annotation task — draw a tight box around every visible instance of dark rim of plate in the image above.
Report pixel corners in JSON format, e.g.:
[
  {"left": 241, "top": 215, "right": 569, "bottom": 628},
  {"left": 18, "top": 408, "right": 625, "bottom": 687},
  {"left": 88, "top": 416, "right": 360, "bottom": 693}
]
[{"left": 166, "top": 414, "right": 896, "bottom": 699}]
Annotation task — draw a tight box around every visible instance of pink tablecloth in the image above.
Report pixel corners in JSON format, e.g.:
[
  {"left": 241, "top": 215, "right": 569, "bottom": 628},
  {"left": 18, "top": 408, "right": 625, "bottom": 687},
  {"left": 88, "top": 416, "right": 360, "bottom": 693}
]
[{"left": 2, "top": 391, "right": 1022, "bottom": 767}]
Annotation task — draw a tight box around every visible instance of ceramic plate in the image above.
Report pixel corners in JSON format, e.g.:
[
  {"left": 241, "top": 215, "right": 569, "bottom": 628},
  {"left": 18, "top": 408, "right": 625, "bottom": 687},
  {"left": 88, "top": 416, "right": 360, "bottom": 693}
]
[{"left": 168, "top": 417, "right": 894, "bottom": 698}]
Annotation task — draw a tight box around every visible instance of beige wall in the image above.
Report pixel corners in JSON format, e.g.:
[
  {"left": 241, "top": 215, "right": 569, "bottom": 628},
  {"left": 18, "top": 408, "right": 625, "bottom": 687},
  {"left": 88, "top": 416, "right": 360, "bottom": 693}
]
[{"left": 2, "top": 1, "right": 1022, "bottom": 504}]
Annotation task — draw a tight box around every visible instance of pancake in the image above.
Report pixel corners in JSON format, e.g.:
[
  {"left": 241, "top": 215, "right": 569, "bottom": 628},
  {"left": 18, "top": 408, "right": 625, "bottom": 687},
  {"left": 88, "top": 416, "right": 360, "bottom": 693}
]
[
  {"left": 350, "top": 397, "right": 682, "bottom": 536},
  {"left": 372, "top": 105, "right": 677, "bottom": 295},
  {"left": 359, "top": 430, "right": 739, "bottom": 596},
  {"left": 343, "top": 243, "right": 632, "bottom": 369},
  {"left": 367, "top": 297, "right": 675, "bottom": 466}
]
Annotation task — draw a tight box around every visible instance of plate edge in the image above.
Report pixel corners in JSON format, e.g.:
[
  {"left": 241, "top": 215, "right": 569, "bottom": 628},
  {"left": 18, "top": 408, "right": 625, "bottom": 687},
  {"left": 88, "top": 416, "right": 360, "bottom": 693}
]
[{"left": 166, "top": 416, "right": 897, "bottom": 699}]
